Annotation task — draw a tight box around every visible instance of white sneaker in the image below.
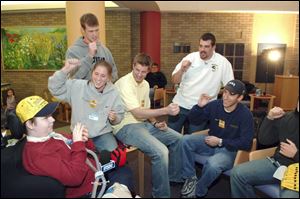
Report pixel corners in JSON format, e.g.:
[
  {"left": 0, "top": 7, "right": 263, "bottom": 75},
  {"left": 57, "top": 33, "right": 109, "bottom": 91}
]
[{"left": 181, "top": 176, "right": 197, "bottom": 197}]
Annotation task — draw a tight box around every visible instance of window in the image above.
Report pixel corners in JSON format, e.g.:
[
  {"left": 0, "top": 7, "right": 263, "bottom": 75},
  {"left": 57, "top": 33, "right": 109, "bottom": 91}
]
[
  {"left": 173, "top": 42, "right": 191, "bottom": 53},
  {"left": 216, "top": 43, "right": 245, "bottom": 80}
]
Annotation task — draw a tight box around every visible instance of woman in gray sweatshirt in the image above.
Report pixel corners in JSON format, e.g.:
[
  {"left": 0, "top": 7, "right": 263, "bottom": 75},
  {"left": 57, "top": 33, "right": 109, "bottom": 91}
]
[{"left": 48, "top": 59, "right": 124, "bottom": 152}]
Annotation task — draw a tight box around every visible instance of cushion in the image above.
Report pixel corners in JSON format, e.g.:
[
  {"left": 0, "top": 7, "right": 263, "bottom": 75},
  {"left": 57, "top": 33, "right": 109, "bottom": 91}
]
[{"left": 1, "top": 138, "right": 65, "bottom": 198}]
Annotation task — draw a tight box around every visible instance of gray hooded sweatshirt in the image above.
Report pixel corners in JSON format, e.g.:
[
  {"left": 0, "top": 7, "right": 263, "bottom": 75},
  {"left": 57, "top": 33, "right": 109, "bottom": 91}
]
[
  {"left": 66, "top": 37, "right": 118, "bottom": 81},
  {"left": 48, "top": 70, "right": 124, "bottom": 138}
]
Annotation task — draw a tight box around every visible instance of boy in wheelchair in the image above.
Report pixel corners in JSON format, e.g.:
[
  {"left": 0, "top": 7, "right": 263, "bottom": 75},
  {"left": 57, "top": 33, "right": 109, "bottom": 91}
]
[{"left": 2, "top": 95, "right": 134, "bottom": 198}]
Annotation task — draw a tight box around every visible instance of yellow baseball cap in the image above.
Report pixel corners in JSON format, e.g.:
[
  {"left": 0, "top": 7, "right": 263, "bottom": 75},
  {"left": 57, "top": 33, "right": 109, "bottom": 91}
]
[{"left": 16, "top": 96, "right": 59, "bottom": 123}]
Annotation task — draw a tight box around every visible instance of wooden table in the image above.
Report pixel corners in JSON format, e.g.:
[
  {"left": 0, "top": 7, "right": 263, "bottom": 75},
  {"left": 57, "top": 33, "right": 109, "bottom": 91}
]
[{"left": 249, "top": 94, "right": 276, "bottom": 112}]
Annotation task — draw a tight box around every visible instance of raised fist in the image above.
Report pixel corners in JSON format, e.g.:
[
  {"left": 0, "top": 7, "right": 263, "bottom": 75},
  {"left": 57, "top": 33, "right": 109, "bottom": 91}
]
[{"left": 181, "top": 60, "right": 192, "bottom": 72}]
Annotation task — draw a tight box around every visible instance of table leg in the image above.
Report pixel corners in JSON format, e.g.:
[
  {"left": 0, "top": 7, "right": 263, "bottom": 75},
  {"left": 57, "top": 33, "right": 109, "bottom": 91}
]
[
  {"left": 138, "top": 150, "right": 144, "bottom": 197},
  {"left": 250, "top": 96, "right": 255, "bottom": 111},
  {"left": 268, "top": 98, "right": 274, "bottom": 113}
]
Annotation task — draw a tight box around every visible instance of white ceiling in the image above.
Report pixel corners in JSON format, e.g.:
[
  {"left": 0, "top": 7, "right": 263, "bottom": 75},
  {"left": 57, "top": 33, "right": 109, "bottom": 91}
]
[
  {"left": 115, "top": 1, "right": 299, "bottom": 13},
  {"left": 156, "top": 1, "right": 299, "bottom": 13},
  {"left": 1, "top": 1, "right": 118, "bottom": 11},
  {"left": 1, "top": 1, "right": 299, "bottom": 13}
]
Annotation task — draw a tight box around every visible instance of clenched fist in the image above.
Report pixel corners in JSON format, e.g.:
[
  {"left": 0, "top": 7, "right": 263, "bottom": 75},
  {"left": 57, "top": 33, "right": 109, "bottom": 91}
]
[
  {"left": 62, "top": 58, "right": 81, "bottom": 74},
  {"left": 198, "top": 94, "right": 211, "bottom": 108},
  {"left": 181, "top": 60, "right": 192, "bottom": 72},
  {"left": 108, "top": 111, "right": 117, "bottom": 123},
  {"left": 166, "top": 103, "right": 180, "bottom": 116},
  {"left": 88, "top": 41, "right": 97, "bottom": 58},
  {"left": 267, "top": 106, "right": 285, "bottom": 120}
]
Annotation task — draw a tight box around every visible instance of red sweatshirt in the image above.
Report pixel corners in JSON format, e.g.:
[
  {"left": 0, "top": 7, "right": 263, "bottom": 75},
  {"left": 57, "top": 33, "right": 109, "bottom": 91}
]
[{"left": 22, "top": 134, "right": 96, "bottom": 198}]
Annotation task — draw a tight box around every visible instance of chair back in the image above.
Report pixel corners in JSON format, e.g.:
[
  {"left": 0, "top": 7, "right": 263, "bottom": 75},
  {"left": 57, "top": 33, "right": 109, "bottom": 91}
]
[
  {"left": 153, "top": 88, "right": 165, "bottom": 108},
  {"left": 233, "top": 138, "right": 257, "bottom": 166},
  {"left": 42, "top": 89, "right": 52, "bottom": 102},
  {"left": 249, "top": 147, "right": 276, "bottom": 161}
]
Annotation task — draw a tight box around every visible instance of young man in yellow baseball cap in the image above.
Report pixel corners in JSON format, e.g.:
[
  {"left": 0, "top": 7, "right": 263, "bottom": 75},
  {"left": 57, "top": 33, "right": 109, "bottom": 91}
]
[{"left": 15, "top": 96, "right": 134, "bottom": 198}]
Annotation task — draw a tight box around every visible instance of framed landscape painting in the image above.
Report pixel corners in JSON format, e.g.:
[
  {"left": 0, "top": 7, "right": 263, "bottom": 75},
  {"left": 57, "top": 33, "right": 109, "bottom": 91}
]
[{"left": 1, "top": 27, "right": 67, "bottom": 70}]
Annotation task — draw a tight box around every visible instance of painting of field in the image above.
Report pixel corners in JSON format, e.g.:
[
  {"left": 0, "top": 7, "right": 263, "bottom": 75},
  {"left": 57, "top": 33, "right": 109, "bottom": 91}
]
[{"left": 1, "top": 27, "right": 67, "bottom": 70}]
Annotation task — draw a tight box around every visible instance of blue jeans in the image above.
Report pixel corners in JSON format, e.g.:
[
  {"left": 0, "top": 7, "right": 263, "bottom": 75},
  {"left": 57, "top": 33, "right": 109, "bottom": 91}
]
[
  {"left": 168, "top": 106, "right": 207, "bottom": 134},
  {"left": 92, "top": 132, "right": 118, "bottom": 152},
  {"left": 182, "top": 134, "right": 236, "bottom": 197},
  {"left": 231, "top": 158, "right": 299, "bottom": 198},
  {"left": 116, "top": 122, "right": 183, "bottom": 198}
]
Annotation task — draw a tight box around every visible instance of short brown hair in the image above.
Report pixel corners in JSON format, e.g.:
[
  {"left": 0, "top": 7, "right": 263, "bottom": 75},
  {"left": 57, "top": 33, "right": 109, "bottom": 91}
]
[
  {"left": 152, "top": 62, "right": 159, "bottom": 67},
  {"left": 133, "top": 53, "right": 152, "bottom": 68},
  {"left": 92, "top": 60, "right": 112, "bottom": 77},
  {"left": 200, "top": 33, "right": 216, "bottom": 46},
  {"left": 80, "top": 13, "right": 99, "bottom": 30}
]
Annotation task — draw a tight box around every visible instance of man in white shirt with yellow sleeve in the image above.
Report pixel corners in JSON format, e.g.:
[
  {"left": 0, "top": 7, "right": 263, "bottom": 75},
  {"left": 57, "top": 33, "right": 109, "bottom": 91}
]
[{"left": 114, "top": 53, "right": 183, "bottom": 198}]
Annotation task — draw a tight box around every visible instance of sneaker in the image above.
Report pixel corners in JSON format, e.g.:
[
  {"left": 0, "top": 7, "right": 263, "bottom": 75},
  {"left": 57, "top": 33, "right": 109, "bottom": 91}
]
[
  {"left": 181, "top": 176, "right": 197, "bottom": 197},
  {"left": 181, "top": 190, "right": 196, "bottom": 198}
]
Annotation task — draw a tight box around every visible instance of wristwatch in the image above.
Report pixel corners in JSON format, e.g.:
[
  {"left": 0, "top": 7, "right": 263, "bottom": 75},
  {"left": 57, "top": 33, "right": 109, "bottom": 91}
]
[{"left": 218, "top": 138, "right": 223, "bottom": 147}]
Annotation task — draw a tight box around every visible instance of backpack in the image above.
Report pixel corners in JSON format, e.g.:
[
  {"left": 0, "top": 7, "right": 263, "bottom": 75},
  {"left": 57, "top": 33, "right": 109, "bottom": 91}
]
[
  {"left": 110, "top": 141, "right": 127, "bottom": 167},
  {"left": 99, "top": 141, "right": 127, "bottom": 167}
]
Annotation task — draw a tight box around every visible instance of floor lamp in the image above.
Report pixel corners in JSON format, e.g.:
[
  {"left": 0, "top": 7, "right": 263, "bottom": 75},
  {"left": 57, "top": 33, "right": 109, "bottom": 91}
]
[{"left": 264, "top": 49, "right": 281, "bottom": 95}]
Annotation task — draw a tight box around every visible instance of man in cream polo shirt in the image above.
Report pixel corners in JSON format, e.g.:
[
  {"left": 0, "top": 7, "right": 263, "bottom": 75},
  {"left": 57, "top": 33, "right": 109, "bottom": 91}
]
[
  {"left": 169, "top": 32, "right": 234, "bottom": 134},
  {"left": 114, "top": 53, "right": 183, "bottom": 198}
]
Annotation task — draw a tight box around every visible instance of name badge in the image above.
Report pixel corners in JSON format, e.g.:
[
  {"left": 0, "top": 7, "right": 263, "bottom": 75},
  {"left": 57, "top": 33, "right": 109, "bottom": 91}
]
[
  {"left": 141, "top": 100, "right": 145, "bottom": 107},
  {"left": 89, "top": 100, "right": 97, "bottom": 108},
  {"left": 89, "top": 113, "right": 99, "bottom": 121},
  {"left": 218, "top": 119, "right": 225, "bottom": 128}
]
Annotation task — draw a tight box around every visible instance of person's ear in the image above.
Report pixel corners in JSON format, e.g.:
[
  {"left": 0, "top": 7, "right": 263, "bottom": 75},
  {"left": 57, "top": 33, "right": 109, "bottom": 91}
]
[
  {"left": 237, "top": 94, "right": 244, "bottom": 102},
  {"left": 108, "top": 75, "right": 112, "bottom": 82},
  {"left": 80, "top": 27, "right": 85, "bottom": 36},
  {"left": 25, "top": 120, "right": 34, "bottom": 130},
  {"left": 212, "top": 45, "right": 216, "bottom": 51}
]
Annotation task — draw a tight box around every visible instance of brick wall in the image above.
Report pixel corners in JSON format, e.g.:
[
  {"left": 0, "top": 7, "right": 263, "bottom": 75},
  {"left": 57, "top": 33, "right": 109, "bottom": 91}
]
[
  {"left": 106, "top": 11, "right": 132, "bottom": 77},
  {"left": 130, "top": 12, "right": 141, "bottom": 65},
  {"left": 1, "top": 11, "right": 299, "bottom": 101},
  {"left": 161, "top": 12, "right": 253, "bottom": 87},
  {"left": 286, "top": 14, "right": 299, "bottom": 76}
]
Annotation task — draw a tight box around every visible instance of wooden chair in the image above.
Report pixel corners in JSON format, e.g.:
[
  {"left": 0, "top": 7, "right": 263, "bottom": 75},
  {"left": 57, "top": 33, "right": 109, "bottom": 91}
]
[
  {"left": 43, "top": 89, "right": 71, "bottom": 123},
  {"left": 249, "top": 147, "right": 276, "bottom": 161},
  {"left": 249, "top": 147, "right": 280, "bottom": 198},
  {"left": 60, "top": 102, "right": 71, "bottom": 123},
  {"left": 193, "top": 129, "right": 257, "bottom": 176},
  {"left": 153, "top": 88, "right": 166, "bottom": 108}
]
